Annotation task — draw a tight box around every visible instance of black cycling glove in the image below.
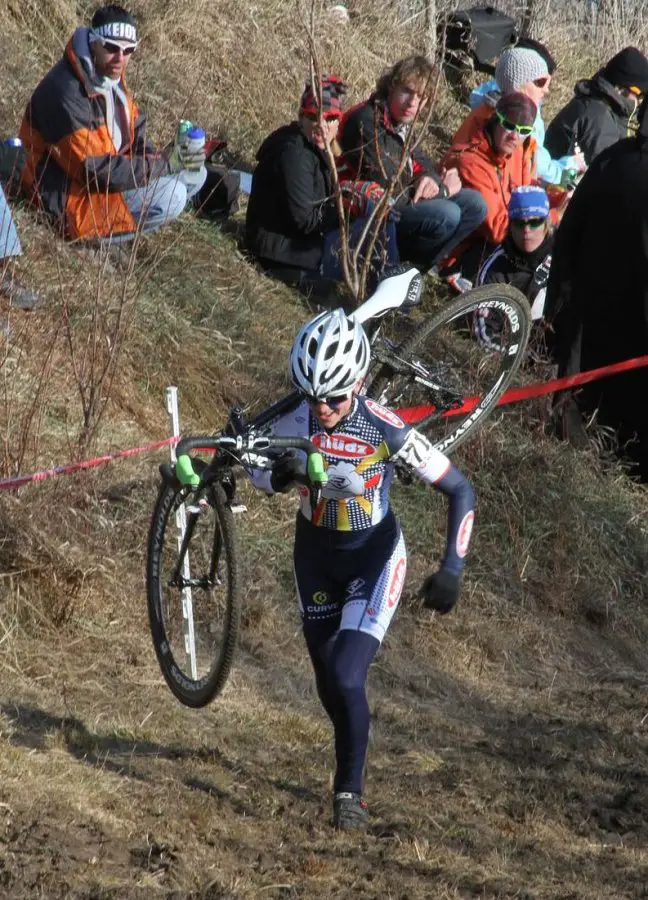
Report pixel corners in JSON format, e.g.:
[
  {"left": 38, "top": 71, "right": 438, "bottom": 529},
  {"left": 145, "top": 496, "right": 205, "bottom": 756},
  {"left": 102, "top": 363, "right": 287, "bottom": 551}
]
[
  {"left": 269, "top": 451, "right": 304, "bottom": 493},
  {"left": 421, "top": 568, "right": 462, "bottom": 615}
]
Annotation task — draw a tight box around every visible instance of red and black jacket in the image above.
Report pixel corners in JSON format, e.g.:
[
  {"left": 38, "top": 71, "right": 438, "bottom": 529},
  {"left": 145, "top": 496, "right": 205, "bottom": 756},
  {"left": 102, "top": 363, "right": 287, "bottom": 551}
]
[{"left": 338, "top": 94, "right": 442, "bottom": 208}]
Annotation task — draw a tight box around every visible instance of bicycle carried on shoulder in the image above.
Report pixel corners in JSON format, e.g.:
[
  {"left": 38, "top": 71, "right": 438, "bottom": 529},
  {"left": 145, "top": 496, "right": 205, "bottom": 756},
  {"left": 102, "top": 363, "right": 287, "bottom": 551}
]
[
  {"left": 146, "top": 266, "right": 531, "bottom": 707},
  {"left": 354, "top": 266, "right": 532, "bottom": 454}
]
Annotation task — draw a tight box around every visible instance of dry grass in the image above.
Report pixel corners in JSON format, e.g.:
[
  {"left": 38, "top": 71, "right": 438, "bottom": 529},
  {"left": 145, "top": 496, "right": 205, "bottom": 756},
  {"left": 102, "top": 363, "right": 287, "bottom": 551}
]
[{"left": 0, "top": 1, "right": 647, "bottom": 898}]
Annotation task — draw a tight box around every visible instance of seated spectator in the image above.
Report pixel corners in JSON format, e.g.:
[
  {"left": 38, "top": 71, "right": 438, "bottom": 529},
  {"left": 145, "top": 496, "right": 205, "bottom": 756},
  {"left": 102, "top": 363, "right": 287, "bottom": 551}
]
[
  {"left": 545, "top": 46, "right": 648, "bottom": 166},
  {"left": 245, "top": 75, "right": 397, "bottom": 298},
  {"left": 460, "top": 41, "right": 585, "bottom": 188},
  {"left": 477, "top": 185, "right": 552, "bottom": 321},
  {"left": 545, "top": 95, "right": 648, "bottom": 479},
  {"left": 338, "top": 55, "right": 486, "bottom": 272},
  {"left": 19, "top": 4, "right": 206, "bottom": 243},
  {"left": 440, "top": 92, "right": 537, "bottom": 281}
]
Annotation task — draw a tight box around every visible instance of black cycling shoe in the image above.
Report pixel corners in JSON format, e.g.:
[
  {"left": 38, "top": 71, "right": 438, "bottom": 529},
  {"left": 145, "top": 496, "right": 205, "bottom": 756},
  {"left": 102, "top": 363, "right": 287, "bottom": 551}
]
[{"left": 332, "top": 792, "right": 369, "bottom": 830}]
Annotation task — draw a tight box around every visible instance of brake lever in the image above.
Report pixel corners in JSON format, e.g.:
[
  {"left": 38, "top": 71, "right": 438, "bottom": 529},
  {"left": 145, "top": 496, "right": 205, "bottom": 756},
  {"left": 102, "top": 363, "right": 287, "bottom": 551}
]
[{"left": 293, "top": 452, "right": 327, "bottom": 510}]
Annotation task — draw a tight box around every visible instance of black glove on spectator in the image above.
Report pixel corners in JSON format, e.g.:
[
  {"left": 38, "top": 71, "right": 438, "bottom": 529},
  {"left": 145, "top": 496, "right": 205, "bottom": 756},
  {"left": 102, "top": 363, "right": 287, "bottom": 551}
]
[
  {"left": 269, "top": 451, "right": 304, "bottom": 493},
  {"left": 421, "top": 568, "right": 462, "bottom": 615}
]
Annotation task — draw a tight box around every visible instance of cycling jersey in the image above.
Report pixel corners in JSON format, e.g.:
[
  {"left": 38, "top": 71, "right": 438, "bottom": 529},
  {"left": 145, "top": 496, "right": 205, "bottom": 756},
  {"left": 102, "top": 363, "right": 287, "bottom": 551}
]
[{"left": 250, "top": 394, "right": 475, "bottom": 573}]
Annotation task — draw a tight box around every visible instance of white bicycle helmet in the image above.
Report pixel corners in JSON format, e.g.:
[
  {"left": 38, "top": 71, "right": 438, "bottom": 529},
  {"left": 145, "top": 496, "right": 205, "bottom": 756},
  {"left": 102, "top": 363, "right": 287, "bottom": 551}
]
[{"left": 289, "top": 308, "right": 371, "bottom": 399}]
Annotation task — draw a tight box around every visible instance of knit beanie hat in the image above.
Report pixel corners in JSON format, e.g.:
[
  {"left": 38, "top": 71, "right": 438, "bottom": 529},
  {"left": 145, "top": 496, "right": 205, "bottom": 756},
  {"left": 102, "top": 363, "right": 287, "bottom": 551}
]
[
  {"left": 601, "top": 46, "right": 648, "bottom": 93},
  {"left": 509, "top": 185, "right": 550, "bottom": 220},
  {"left": 90, "top": 4, "right": 137, "bottom": 48},
  {"left": 300, "top": 74, "right": 348, "bottom": 119},
  {"left": 515, "top": 38, "right": 557, "bottom": 75},
  {"left": 495, "top": 92, "right": 537, "bottom": 127},
  {"left": 495, "top": 47, "right": 549, "bottom": 93}
]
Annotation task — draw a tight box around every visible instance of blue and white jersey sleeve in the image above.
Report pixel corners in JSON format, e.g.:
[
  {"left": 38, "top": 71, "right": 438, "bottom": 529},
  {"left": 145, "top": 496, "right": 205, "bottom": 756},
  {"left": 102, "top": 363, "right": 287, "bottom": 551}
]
[{"left": 391, "top": 426, "right": 475, "bottom": 575}]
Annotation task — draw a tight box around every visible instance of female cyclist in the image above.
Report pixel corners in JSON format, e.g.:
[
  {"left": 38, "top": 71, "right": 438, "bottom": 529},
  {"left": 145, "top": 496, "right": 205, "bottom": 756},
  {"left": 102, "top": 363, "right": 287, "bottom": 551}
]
[{"left": 251, "top": 309, "right": 476, "bottom": 829}]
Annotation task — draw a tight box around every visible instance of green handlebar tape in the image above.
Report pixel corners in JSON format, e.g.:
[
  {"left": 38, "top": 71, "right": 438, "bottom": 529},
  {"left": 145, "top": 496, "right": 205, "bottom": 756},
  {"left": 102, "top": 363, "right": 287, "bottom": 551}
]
[
  {"left": 307, "top": 452, "right": 328, "bottom": 484},
  {"left": 176, "top": 454, "right": 200, "bottom": 487}
]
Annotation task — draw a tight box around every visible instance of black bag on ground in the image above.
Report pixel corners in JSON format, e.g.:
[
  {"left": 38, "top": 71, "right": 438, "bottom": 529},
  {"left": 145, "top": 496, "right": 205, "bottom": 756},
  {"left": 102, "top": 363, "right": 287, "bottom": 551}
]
[
  {"left": 440, "top": 6, "right": 517, "bottom": 72},
  {"left": 192, "top": 164, "right": 240, "bottom": 220},
  {"left": 0, "top": 141, "right": 26, "bottom": 195}
]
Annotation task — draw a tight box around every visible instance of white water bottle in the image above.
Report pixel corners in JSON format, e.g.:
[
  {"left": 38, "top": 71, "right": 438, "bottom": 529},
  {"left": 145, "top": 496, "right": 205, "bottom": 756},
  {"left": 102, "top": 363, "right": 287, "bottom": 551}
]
[{"left": 174, "top": 120, "right": 206, "bottom": 187}]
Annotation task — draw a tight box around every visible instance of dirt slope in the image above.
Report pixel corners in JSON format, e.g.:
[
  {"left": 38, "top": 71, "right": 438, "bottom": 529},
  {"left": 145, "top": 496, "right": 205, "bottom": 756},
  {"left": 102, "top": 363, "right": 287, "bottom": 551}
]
[{"left": 0, "top": 3, "right": 647, "bottom": 898}]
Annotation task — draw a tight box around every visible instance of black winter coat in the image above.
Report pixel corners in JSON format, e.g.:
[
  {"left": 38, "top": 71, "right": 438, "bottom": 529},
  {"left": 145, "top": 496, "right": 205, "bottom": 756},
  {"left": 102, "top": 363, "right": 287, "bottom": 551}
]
[
  {"left": 245, "top": 122, "right": 339, "bottom": 271},
  {"left": 545, "top": 73, "right": 636, "bottom": 165},
  {"left": 478, "top": 231, "right": 553, "bottom": 313},
  {"left": 545, "top": 135, "right": 648, "bottom": 479},
  {"left": 338, "top": 95, "right": 442, "bottom": 208}
]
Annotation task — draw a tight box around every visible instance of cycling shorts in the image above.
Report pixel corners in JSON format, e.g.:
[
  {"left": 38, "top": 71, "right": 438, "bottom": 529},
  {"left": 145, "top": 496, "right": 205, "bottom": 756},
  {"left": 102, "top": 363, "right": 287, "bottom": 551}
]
[{"left": 293, "top": 512, "right": 407, "bottom": 644}]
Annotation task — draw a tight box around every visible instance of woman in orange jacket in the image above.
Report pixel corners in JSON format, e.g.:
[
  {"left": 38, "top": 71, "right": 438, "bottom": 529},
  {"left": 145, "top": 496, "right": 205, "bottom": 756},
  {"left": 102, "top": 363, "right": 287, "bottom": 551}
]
[{"left": 440, "top": 92, "right": 537, "bottom": 279}]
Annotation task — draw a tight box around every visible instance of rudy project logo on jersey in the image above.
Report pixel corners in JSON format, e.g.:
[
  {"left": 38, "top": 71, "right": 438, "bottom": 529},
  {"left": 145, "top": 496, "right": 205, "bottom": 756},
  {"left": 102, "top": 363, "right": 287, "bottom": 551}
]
[
  {"left": 321, "top": 462, "right": 365, "bottom": 500},
  {"left": 312, "top": 591, "right": 330, "bottom": 605},
  {"left": 365, "top": 399, "right": 404, "bottom": 429},
  {"left": 312, "top": 432, "right": 375, "bottom": 459}
]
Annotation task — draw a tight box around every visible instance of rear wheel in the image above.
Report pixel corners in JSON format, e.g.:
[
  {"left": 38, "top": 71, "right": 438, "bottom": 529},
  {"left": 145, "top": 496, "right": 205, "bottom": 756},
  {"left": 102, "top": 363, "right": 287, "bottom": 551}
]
[
  {"left": 146, "top": 476, "right": 240, "bottom": 707},
  {"left": 366, "top": 284, "right": 531, "bottom": 455}
]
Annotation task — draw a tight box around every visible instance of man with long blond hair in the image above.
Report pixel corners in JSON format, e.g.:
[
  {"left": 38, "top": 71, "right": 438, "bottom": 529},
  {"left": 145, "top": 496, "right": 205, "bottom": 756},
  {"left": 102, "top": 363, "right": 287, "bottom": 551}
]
[{"left": 338, "top": 55, "right": 486, "bottom": 271}]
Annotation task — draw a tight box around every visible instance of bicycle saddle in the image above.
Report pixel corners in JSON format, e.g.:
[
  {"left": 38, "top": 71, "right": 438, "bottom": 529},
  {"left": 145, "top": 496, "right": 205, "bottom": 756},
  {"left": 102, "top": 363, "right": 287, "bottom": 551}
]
[{"left": 351, "top": 266, "right": 423, "bottom": 325}]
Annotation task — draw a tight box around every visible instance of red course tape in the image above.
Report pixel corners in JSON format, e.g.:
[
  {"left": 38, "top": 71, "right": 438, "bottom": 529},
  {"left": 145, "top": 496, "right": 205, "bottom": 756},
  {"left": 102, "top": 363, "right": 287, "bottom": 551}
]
[
  {"left": 0, "top": 437, "right": 176, "bottom": 491},
  {"left": 396, "top": 354, "right": 648, "bottom": 424},
  {"left": 1, "top": 354, "right": 647, "bottom": 490}
]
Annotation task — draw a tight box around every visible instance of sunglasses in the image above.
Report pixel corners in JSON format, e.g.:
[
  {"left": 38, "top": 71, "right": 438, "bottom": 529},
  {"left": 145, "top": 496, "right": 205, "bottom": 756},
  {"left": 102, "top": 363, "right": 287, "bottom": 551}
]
[
  {"left": 299, "top": 391, "right": 349, "bottom": 408},
  {"left": 533, "top": 76, "right": 550, "bottom": 88},
  {"left": 99, "top": 39, "right": 137, "bottom": 56},
  {"left": 511, "top": 217, "right": 546, "bottom": 229},
  {"left": 495, "top": 110, "right": 534, "bottom": 136}
]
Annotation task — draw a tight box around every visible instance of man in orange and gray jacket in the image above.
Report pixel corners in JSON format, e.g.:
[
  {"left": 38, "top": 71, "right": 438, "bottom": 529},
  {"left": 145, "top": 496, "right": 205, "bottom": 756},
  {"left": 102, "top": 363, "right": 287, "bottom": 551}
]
[
  {"left": 19, "top": 4, "right": 205, "bottom": 242},
  {"left": 440, "top": 92, "right": 538, "bottom": 280}
]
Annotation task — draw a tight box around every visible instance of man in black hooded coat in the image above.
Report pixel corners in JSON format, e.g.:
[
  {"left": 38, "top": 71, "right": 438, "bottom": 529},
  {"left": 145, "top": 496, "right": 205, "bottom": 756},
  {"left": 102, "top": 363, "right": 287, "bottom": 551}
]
[
  {"left": 545, "top": 95, "right": 648, "bottom": 480},
  {"left": 545, "top": 46, "right": 648, "bottom": 165}
]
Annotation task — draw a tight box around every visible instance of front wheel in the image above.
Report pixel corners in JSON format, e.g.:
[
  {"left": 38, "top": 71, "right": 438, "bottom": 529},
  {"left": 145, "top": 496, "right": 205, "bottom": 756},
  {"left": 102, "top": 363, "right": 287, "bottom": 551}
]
[
  {"left": 146, "top": 476, "right": 241, "bottom": 707},
  {"left": 366, "top": 284, "right": 531, "bottom": 455}
]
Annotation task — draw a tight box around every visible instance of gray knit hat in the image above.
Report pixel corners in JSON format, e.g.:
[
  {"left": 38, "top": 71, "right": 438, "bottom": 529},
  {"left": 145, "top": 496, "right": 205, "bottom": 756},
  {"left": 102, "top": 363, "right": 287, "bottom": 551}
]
[{"left": 495, "top": 47, "right": 549, "bottom": 94}]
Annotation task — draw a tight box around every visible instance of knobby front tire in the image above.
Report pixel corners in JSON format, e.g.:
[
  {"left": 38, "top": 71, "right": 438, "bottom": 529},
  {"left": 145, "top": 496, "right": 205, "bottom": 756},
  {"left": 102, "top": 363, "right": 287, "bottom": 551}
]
[
  {"left": 146, "top": 478, "right": 241, "bottom": 708},
  {"left": 367, "top": 284, "right": 531, "bottom": 455}
]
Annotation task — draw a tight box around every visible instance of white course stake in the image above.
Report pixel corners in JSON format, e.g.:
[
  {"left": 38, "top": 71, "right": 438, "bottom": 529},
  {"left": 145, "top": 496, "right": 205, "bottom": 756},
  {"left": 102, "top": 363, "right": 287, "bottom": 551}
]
[{"left": 165, "top": 386, "right": 198, "bottom": 681}]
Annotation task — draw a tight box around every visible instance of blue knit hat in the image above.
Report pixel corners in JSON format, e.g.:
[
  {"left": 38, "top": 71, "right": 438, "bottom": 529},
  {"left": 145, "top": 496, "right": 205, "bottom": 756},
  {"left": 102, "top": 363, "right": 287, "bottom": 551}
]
[{"left": 509, "top": 185, "right": 549, "bottom": 220}]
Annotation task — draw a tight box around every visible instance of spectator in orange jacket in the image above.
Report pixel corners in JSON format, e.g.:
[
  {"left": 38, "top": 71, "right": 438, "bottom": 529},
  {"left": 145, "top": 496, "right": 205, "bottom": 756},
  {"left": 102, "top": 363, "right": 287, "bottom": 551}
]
[
  {"left": 20, "top": 4, "right": 206, "bottom": 243},
  {"left": 440, "top": 92, "right": 537, "bottom": 281}
]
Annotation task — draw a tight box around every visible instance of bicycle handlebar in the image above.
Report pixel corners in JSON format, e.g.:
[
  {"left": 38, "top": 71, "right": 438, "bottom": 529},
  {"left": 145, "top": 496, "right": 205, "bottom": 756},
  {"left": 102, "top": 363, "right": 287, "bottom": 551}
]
[
  {"left": 174, "top": 433, "right": 328, "bottom": 500},
  {"left": 175, "top": 433, "right": 321, "bottom": 458}
]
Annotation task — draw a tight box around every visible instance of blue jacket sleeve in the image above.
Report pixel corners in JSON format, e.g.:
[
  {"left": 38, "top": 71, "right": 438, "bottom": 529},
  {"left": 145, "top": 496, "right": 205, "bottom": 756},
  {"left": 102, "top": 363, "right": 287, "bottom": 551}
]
[{"left": 469, "top": 80, "right": 499, "bottom": 110}]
